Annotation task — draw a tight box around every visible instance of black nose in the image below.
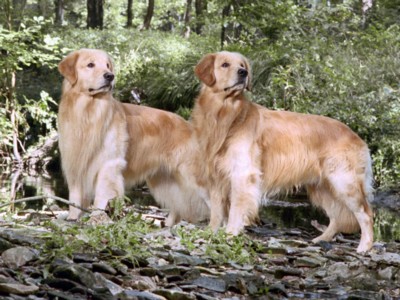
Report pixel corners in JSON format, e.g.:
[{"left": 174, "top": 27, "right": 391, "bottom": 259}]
[
  {"left": 104, "top": 72, "right": 114, "bottom": 82},
  {"left": 238, "top": 68, "right": 248, "bottom": 78}
]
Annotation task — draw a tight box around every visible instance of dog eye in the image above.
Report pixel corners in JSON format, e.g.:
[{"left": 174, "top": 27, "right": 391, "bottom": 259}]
[
  {"left": 107, "top": 63, "right": 110, "bottom": 69},
  {"left": 87, "top": 63, "right": 95, "bottom": 68},
  {"left": 221, "top": 62, "right": 230, "bottom": 68}
]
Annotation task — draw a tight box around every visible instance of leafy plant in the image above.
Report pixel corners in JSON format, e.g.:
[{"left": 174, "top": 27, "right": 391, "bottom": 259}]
[{"left": 175, "top": 225, "right": 260, "bottom": 264}]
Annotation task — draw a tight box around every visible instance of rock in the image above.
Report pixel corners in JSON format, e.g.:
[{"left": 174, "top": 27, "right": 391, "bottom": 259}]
[
  {"left": 117, "top": 290, "right": 167, "bottom": 300},
  {"left": 193, "top": 293, "right": 219, "bottom": 300},
  {"left": 280, "top": 239, "right": 308, "bottom": 248},
  {"left": 295, "top": 256, "right": 323, "bottom": 268},
  {"left": 73, "top": 252, "right": 98, "bottom": 263},
  {"left": 94, "top": 272, "right": 124, "bottom": 295},
  {"left": 92, "top": 262, "right": 117, "bottom": 275},
  {"left": 42, "top": 278, "right": 81, "bottom": 291},
  {"left": 0, "top": 283, "right": 39, "bottom": 295},
  {"left": 0, "top": 274, "right": 16, "bottom": 284},
  {"left": 87, "top": 210, "right": 114, "bottom": 225},
  {"left": 140, "top": 267, "right": 163, "bottom": 277},
  {"left": 52, "top": 264, "right": 97, "bottom": 288},
  {"left": 48, "top": 290, "right": 92, "bottom": 300},
  {"left": 154, "top": 289, "right": 196, "bottom": 300},
  {"left": 370, "top": 252, "right": 400, "bottom": 266},
  {"left": 268, "top": 282, "right": 287, "bottom": 297},
  {"left": 121, "top": 256, "right": 149, "bottom": 268},
  {"left": 159, "top": 265, "right": 191, "bottom": 276},
  {"left": 0, "top": 237, "right": 14, "bottom": 253},
  {"left": 0, "top": 228, "right": 45, "bottom": 246},
  {"left": 123, "top": 275, "right": 157, "bottom": 290},
  {"left": 378, "top": 267, "right": 395, "bottom": 280},
  {"left": 316, "top": 240, "right": 333, "bottom": 251},
  {"left": 2, "top": 246, "right": 38, "bottom": 268},
  {"left": 169, "top": 252, "right": 206, "bottom": 266},
  {"left": 274, "top": 267, "right": 303, "bottom": 279},
  {"left": 327, "top": 262, "right": 351, "bottom": 280},
  {"left": 191, "top": 276, "right": 226, "bottom": 292}
]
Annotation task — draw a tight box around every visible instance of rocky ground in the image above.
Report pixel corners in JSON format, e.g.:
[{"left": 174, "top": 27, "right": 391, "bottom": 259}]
[{"left": 0, "top": 196, "right": 399, "bottom": 300}]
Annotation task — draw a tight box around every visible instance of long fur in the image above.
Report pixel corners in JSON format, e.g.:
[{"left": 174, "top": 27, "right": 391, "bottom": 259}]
[
  {"left": 58, "top": 48, "right": 208, "bottom": 224},
  {"left": 191, "top": 51, "right": 374, "bottom": 253}
]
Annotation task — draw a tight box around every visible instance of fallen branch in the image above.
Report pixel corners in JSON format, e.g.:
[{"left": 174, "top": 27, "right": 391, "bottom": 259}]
[
  {"left": 24, "top": 131, "right": 58, "bottom": 170},
  {"left": 0, "top": 195, "right": 91, "bottom": 213}
]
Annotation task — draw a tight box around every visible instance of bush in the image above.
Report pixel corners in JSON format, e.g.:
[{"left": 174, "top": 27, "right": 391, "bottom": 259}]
[{"left": 57, "top": 29, "right": 219, "bottom": 111}]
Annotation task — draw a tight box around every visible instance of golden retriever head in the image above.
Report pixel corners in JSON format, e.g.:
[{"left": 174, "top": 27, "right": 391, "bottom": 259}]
[
  {"left": 58, "top": 48, "right": 115, "bottom": 96},
  {"left": 195, "top": 51, "right": 251, "bottom": 95}
]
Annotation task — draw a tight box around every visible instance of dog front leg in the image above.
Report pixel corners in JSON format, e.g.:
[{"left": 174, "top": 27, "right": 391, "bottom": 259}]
[
  {"left": 209, "top": 188, "right": 225, "bottom": 231},
  {"left": 226, "top": 172, "right": 261, "bottom": 235},
  {"left": 93, "top": 159, "right": 126, "bottom": 211},
  {"left": 67, "top": 186, "right": 84, "bottom": 220}
]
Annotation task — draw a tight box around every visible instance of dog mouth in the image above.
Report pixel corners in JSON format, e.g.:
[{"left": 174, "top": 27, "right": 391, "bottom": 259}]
[
  {"left": 224, "top": 80, "right": 246, "bottom": 92},
  {"left": 88, "top": 84, "right": 113, "bottom": 94}
]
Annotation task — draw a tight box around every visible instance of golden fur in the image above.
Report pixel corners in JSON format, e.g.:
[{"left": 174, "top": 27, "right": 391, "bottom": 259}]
[
  {"left": 58, "top": 49, "right": 208, "bottom": 224},
  {"left": 191, "top": 51, "right": 374, "bottom": 253}
]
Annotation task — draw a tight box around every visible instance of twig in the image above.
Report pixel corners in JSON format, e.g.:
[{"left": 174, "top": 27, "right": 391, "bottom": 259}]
[{"left": 0, "top": 195, "right": 91, "bottom": 213}]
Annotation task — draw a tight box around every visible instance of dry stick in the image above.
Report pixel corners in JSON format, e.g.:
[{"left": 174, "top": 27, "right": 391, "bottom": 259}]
[{"left": 0, "top": 195, "right": 91, "bottom": 213}]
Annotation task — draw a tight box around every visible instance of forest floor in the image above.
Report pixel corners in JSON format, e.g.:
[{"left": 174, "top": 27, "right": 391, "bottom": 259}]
[{"left": 0, "top": 191, "right": 399, "bottom": 300}]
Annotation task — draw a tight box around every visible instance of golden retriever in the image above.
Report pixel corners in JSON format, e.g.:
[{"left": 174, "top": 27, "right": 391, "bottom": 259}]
[
  {"left": 58, "top": 48, "right": 208, "bottom": 224},
  {"left": 191, "top": 51, "right": 374, "bottom": 253}
]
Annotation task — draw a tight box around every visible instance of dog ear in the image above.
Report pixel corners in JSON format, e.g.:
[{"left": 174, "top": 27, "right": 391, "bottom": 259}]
[
  {"left": 195, "top": 53, "right": 216, "bottom": 87},
  {"left": 243, "top": 56, "right": 252, "bottom": 91},
  {"left": 58, "top": 50, "right": 79, "bottom": 85}
]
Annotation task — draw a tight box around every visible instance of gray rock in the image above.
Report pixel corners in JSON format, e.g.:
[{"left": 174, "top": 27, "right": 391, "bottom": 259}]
[
  {"left": 124, "top": 275, "right": 157, "bottom": 290},
  {"left": 378, "top": 266, "right": 395, "bottom": 280},
  {"left": 41, "top": 277, "right": 82, "bottom": 291},
  {"left": 0, "top": 228, "right": 46, "bottom": 246},
  {"left": 94, "top": 272, "right": 124, "bottom": 295},
  {"left": 274, "top": 267, "right": 303, "bottom": 279},
  {"left": 1, "top": 246, "right": 38, "bottom": 268},
  {"left": 0, "top": 237, "right": 14, "bottom": 253},
  {"left": 52, "top": 264, "right": 97, "bottom": 288},
  {"left": 371, "top": 252, "right": 400, "bottom": 266},
  {"left": 295, "top": 256, "right": 323, "bottom": 268},
  {"left": 327, "top": 262, "right": 351, "bottom": 280},
  {"left": 193, "top": 293, "right": 219, "bottom": 300},
  {"left": 92, "top": 262, "right": 117, "bottom": 275},
  {"left": 154, "top": 289, "right": 196, "bottom": 300},
  {"left": 191, "top": 276, "right": 226, "bottom": 292},
  {"left": 169, "top": 252, "right": 206, "bottom": 266},
  {"left": 117, "top": 290, "right": 166, "bottom": 300},
  {"left": 0, "top": 283, "right": 39, "bottom": 295}
]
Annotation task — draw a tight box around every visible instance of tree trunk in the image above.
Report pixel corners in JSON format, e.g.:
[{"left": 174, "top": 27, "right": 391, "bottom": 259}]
[
  {"left": 142, "top": 0, "right": 154, "bottom": 30},
  {"left": 126, "top": 0, "right": 133, "bottom": 27},
  {"left": 54, "top": 0, "right": 64, "bottom": 26},
  {"left": 361, "top": 0, "right": 373, "bottom": 28},
  {"left": 220, "top": 4, "right": 231, "bottom": 49},
  {"left": 183, "top": 0, "right": 192, "bottom": 38},
  {"left": 87, "top": 0, "right": 104, "bottom": 29},
  {"left": 9, "top": 71, "right": 22, "bottom": 165},
  {"left": 194, "top": 0, "right": 207, "bottom": 34}
]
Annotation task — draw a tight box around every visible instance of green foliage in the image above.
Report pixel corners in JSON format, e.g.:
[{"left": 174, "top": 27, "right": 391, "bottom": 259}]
[
  {"left": 58, "top": 28, "right": 218, "bottom": 110},
  {"left": 44, "top": 212, "right": 154, "bottom": 259},
  {"left": 175, "top": 225, "right": 260, "bottom": 264},
  {"left": 0, "top": 16, "right": 61, "bottom": 161},
  {"left": 0, "top": 1, "right": 399, "bottom": 187}
]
